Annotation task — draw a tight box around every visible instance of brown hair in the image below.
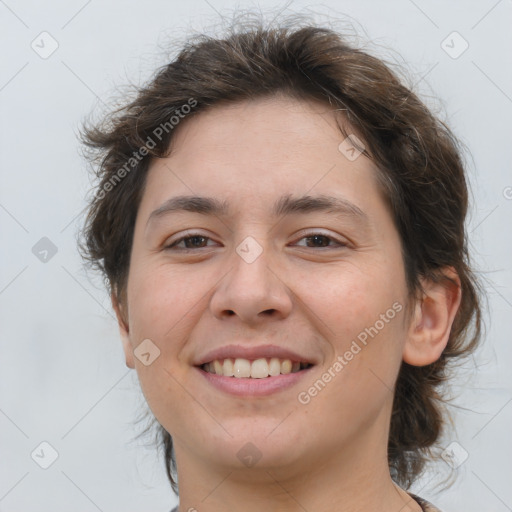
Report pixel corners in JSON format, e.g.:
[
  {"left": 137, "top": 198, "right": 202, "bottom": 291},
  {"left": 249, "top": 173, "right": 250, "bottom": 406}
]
[{"left": 79, "top": 15, "right": 484, "bottom": 495}]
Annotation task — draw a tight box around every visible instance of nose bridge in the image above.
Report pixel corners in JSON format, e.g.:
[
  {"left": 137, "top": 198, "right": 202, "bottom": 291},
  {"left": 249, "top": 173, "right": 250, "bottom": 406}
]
[
  {"left": 233, "top": 234, "right": 274, "bottom": 290},
  {"left": 209, "top": 233, "right": 292, "bottom": 323}
]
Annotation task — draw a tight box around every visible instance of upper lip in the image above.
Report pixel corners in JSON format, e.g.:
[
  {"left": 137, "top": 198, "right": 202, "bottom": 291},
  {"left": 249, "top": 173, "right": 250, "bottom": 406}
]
[{"left": 193, "top": 344, "right": 318, "bottom": 366}]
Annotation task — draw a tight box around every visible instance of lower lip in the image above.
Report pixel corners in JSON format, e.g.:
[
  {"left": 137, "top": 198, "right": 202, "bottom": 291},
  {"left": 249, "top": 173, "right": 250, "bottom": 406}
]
[{"left": 195, "top": 366, "right": 314, "bottom": 397}]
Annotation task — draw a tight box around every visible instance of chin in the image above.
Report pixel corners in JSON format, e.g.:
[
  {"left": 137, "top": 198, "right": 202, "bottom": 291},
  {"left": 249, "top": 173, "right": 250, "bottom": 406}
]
[{"left": 202, "top": 419, "right": 306, "bottom": 469}]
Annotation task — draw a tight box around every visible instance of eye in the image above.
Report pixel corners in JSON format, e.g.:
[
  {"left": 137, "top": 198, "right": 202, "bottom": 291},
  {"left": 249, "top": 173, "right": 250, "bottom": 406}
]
[
  {"left": 292, "top": 232, "right": 347, "bottom": 249},
  {"left": 164, "top": 231, "right": 347, "bottom": 251},
  {"left": 165, "top": 233, "right": 217, "bottom": 251}
]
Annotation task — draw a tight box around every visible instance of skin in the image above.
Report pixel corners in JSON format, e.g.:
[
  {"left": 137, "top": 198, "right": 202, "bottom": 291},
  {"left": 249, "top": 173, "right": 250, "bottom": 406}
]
[{"left": 112, "top": 95, "right": 461, "bottom": 512}]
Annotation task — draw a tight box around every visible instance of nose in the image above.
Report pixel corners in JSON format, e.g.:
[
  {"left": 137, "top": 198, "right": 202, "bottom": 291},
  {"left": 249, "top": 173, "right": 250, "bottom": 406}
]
[{"left": 209, "top": 240, "right": 293, "bottom": 327}]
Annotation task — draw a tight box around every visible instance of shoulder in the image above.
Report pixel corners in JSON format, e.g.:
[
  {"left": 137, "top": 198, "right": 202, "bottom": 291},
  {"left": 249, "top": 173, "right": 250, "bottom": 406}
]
[{"left": 408, "top": 491, "right": 444, "bottom": 512}]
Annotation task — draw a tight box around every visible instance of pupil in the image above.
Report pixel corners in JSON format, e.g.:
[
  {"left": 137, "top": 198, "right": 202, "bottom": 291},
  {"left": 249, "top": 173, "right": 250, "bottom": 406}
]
[
  {"left": 187, "top": 236, "right": 205, "bottom": 248},
  {"left": 309, "top": 235, "right": 328, "bottom": 247}
]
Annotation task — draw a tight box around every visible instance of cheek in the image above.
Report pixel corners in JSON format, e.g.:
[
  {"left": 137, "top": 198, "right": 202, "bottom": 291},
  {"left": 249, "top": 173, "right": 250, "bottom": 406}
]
[
  {"left": 299, "top": 296, "right": 405, "bottom": 441},
  {"left": 126, "top": 262, "right": 208, "bottom": 343},
  {"left": 125, "top": 266, "right": 196, "bottom": 410},
  {"left": 308, "top": 258, "right": 407, "bottom": 407},
  {"left": 305, "top": 260, "right": 404, "bottom": 346}
]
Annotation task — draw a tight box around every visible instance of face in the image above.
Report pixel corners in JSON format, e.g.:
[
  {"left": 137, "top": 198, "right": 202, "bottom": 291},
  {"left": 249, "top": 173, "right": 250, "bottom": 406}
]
[{"left": 115, "top": 95, "right": 413, "bottom": 477}]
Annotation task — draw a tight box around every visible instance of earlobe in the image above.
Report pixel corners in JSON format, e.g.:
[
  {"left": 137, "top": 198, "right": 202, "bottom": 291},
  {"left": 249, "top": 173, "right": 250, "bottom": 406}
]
[
  {"left": 403, "top": 267, "right": 462, "bottom": 367},
  {"left": 111, "top": 291, "right": 135, "bottom": 369}
]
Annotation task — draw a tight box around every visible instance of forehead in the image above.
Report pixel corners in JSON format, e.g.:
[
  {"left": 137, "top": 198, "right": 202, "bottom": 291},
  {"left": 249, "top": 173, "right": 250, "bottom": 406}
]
[{"left": 138, "top": 96, "right": 389, "bottom": 226}]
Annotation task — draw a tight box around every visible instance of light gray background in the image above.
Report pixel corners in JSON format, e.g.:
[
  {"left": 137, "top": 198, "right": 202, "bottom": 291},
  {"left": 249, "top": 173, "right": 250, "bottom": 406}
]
[{"left": 1, "top": 1, "right": 511, "bottom": 511}]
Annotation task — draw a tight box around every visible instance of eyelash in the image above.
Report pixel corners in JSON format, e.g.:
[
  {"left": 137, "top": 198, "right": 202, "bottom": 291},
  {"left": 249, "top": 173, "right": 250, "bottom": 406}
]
[{"left": 165, "top": 231, "right": 348, "bottom": 251}]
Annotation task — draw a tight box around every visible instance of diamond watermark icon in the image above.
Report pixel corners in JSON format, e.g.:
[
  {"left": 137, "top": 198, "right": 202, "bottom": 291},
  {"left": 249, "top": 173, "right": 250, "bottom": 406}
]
[
  {"left": 31, "top": 441, "right": 59, "bottom": 469},
  {"left": 134, "top": 338, "right": 161, "bottom": 366},
  {"left": 32, "top": 237, "right": 58, "bottom": 263},
  {"left": 236, "top": 442, "right": 262, "bottom": 467},
  {"left": 441, "top": 441, "right": 469, "bottom": 469},
  {"left": 441, "top": 31, "right": 469, "bottom": 59},
  {"left": 236, "top": 236, "right": 263, "bottom": 264},
  {"left": 31, "top": 31, "right": 59, "bottom": 59},
  {"left": 338, "top": 134, "right": 365, "bottom": 161}
]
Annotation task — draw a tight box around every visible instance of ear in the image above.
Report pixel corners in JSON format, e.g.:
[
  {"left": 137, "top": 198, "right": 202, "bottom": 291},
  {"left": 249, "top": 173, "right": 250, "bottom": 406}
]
[
  {"left": 111, "top": 291, "right": 135, "bottom": 369},
  {"left": 403, "top": 267, "right": 462, "bottom": 366}
]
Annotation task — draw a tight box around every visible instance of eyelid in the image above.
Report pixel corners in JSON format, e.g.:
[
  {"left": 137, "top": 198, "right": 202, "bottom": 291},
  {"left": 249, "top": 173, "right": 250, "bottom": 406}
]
[
  {"left": 291, "top": 228, "right": 348, "bottom": 246},
  {"left": 165, "top": 228, "right": 349, "bottom": 250},
  {"left": 164, "top": 230, "right": 217, "bottom": 248}
]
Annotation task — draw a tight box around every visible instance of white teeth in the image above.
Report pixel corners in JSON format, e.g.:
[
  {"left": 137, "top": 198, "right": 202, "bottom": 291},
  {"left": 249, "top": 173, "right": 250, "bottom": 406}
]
[
  {"left": 268, "top": 357, "right": 281, "bottom": 376},
  {"left": 222, "top": 358, "right": 234, "bottom": 377},
  {"left": 203, "top": 357, "right": 310, "bottom": 378},
  {"left": 233, "top": 358, "right": 251, "bottom": 378},
  {"left": 250, "top": 358, "right": 269, "bottom": 379}
]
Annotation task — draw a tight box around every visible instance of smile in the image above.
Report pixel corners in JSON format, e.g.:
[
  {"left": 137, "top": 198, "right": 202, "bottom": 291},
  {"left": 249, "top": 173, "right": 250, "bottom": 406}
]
[
  {"left": 201, "top": 357, "right": 314, "bottom": 378},
  {"left": 196, "top": 358, "right": 315, "bottom": 397}
]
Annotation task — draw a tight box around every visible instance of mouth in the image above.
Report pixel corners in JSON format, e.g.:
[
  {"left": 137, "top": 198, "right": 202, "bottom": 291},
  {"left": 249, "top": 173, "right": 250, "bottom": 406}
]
[
  {"left": 195, "top": 357, "right": 316, "bottom": 397},
  {"left": 198, "top": 357, "right": 314, "bottom": 378}
]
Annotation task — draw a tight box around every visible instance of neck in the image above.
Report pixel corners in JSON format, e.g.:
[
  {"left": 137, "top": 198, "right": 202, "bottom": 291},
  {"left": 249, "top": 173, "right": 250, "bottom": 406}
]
[{"left": 172, "top": 416, "right": 422, "bottom": 512}]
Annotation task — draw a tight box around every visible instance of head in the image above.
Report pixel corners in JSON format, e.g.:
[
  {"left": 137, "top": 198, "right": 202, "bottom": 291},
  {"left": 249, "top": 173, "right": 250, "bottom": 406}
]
[{"left": 79, "top": 19, "right": 483, "bottom": 494}]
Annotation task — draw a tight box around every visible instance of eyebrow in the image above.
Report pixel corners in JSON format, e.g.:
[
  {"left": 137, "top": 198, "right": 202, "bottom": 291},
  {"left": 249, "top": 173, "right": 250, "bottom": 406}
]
[{"left": 146, "top": 193, "right": 369, "bottom": 227}]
